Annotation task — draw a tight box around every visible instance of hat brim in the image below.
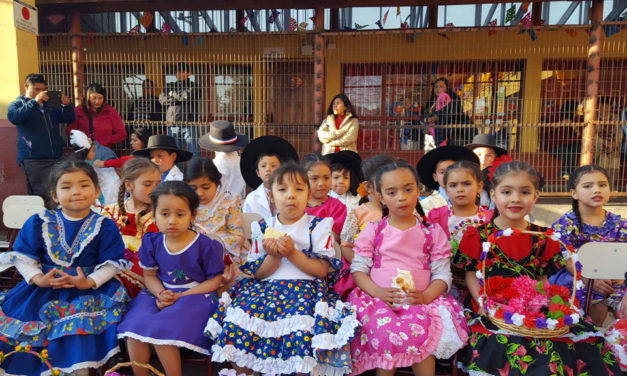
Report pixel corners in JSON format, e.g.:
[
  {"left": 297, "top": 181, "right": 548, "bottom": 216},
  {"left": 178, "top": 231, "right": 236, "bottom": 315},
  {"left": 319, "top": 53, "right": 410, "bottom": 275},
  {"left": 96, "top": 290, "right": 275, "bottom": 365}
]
[
  {"left": 465, "top": 143, "right": 507, "bottom": 157},
  {"left": 132, "top": 147, "right": 193, "bottom": 163},
  {"left": 416, "top": 146, "right": 480, "bottom": 190},
  {"left": 198, "top": 133, "right": 249, "bottom": 152},
  {"left": 326, "top": 150, "right": 363, "bottom": 180},
  {"left": 240, "top": 136, "right": 300, "bottom": 188}
]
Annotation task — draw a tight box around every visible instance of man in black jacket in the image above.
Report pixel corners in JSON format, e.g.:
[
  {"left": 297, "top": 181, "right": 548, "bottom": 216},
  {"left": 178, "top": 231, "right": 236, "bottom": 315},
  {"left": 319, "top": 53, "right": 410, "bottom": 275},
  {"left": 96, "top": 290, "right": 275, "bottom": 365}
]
[{"left": 159, "top": 62, "right": 200, "bottom": 155}]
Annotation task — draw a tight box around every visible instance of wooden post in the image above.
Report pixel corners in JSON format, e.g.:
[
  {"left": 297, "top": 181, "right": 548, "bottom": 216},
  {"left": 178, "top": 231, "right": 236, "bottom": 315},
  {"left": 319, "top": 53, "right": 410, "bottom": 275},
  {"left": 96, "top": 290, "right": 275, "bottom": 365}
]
[
  {"left": 581, "top": 0, "right": 603, "bottom": 165},
  {"left": 428, "top": 6, "right": 438, "bottom": 28},
  {"left": 70, "top": 11, "right": 84, "bottom": 106},
  {"left": 314, "top": 8, "right": 325, "bottom": 125}
]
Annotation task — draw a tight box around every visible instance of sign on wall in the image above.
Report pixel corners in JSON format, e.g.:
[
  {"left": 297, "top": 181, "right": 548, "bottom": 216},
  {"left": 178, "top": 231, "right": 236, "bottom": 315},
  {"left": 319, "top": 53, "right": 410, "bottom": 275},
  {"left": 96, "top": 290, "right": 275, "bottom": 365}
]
[{"left": 13, "top": 0, "right": 38, "bottom": 35}]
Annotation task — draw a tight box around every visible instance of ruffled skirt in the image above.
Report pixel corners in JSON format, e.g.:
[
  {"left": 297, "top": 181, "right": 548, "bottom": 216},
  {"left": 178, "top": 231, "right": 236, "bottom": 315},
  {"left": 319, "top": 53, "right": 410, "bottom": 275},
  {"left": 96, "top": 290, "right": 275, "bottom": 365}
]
[
  {"left": 457, "top": 314, "right": 623, "bottom": 375},
  {"left": 606, "top": 318, "right": 627, "bottom": 371},
  {"left": 347, "top": 287, "right": 468, "bottom": 374},
  {"left": 204, "top": 278, "right": 359, "bottom": 376},
  {"left": 0, "top": 279, "right": 128, "bottom": 375}
]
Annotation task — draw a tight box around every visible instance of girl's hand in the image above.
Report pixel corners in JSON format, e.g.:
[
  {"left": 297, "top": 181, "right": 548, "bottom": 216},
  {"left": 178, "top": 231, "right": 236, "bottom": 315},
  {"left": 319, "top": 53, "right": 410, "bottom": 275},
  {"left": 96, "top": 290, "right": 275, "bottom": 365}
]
[
  {"left": 222, "top": 264, "right": 237, "bottom": 285},
  {"left": 276, "top": 236, "right": 296, "bottom": 257},
  {"left": 374, "top": 286, "right": 403, "bottom": 307},
  {"left": 32, "top": 269, "right": 60, "bottom": 288},
  {"left": 477, "top": 306, "right": 487, "bottom": 316},
  {"left": 54, "top": 268, "right": 96, "bottom": 290},
  {"left": 405, "top": 289, "right": 426, "bottom": 305},
  {"left": 93, "top": 160, "right": 105, "bottom": 168},
  {"left": 262, "top": 238, "right": 280, "bottom": 257},
  {"left": 592, "top": 279, "right": 615, "bottom": 295}
]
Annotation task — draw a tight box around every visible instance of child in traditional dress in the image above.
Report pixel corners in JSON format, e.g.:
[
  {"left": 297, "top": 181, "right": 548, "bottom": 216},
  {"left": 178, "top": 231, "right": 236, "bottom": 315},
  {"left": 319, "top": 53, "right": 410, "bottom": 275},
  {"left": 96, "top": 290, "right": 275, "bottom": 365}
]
[
  {"left": 552, "top": 165, "right": 626, "bottom": 326},
  {"left": 348, "top": 159, "right": 468, "bottom": 376},
  {"left": 335, "top": 154, "right": 394, "bottom": 299},
  {"left": 454, "top": 161, "right": 621, "bottom": 375},
  {"left": 0, "top": 159, "right": 130, "bottom": 375},
  {"left": 133, "top": 135, "right": 193, "bottom": 182},
  {"left": 205, "top": 163, "right": 359, "bottom": 376},
  {"left": 117, "top": 181, "right": 225, "bottom": 376},
  {"left": 328, "top": 150, "right": 362, "bottom": 210},
  {"left": 417, "top": 145, "right": 481, "bottom": 214},
  {"left": 185, "top": 157, "right": 249, "bottom": 266},
  {"left": 606, "top": 282, "right": 627, "bottom": 370},
  {"left": 103, "top": 157, "right": 161, "bottom": 297},
  {"left": 302, "top": 154, "right": 347, "bottom": 240},
  {"left": 241, "top": 136, "right": 299, "bottom": 219},
  {"left": 428, "top": 160, "right": 493, "bottom": 256}
]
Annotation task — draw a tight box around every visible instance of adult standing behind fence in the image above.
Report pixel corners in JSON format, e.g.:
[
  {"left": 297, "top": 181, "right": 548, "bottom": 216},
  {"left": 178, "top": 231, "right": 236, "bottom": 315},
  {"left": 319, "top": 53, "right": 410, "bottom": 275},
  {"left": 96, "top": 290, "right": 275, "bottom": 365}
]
[
  {"left": 424, "top": 77, "right": 474, "bottom": 147},
  {"left": 317, "top": 93, "right": 359, "bottom": 155},
  {"left": 128, "top": 79, "right": 162, "bottom": 123},
  {"left": 8, "top": 73, "right": 75, "bottom": 199},
  {"left": 66, "top": 83, "right": 127, "bottom": 149},
  {"left": 159, "top": 62, "right": 200, "bottom": 155}
]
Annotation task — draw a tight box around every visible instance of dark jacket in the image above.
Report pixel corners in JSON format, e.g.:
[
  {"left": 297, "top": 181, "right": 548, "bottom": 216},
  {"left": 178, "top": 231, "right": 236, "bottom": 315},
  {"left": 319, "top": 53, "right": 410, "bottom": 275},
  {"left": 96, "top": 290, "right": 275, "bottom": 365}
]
[
  {"left": 8, "top": 96, "right": 75, "bottom": 164},
  {"left": 158, "top": 79, "right": 199, "bottom": 123}
]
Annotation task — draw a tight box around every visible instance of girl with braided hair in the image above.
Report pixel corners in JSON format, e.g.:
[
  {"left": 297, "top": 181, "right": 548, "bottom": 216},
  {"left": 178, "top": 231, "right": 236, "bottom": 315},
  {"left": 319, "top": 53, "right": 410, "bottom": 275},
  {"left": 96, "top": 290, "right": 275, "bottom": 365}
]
[
  {"left": 103, "top": 157, "right": 161, "bottom": 297},
  {"left": 552, "top": 165, "right": 627, "bottom": 326}
]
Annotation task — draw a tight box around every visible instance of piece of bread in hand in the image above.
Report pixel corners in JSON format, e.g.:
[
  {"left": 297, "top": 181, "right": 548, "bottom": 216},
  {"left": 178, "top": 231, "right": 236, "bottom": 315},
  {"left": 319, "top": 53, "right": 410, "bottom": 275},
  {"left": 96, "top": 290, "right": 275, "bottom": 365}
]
[
  {"left": 393, "top": 269, "right": 415, "bottom": 293},
  {"left": 264, "top": 228, "right": 287, "bottom": 239}
]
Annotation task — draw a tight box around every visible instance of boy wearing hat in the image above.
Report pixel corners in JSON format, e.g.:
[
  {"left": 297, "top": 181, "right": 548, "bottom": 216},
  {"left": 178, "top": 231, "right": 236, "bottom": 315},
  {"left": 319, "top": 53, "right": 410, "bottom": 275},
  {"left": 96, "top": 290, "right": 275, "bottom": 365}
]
[
  {"left": 133, "top": 135, "right": 193, "bottom": 181},
  {"left": 466, "top": 133, "right": 508, "bottom": 208},
  {"left": 240, "top": 136, "right": 299, "bottom": 219},
  {"left": 417, "top": 145, "right": 481, "bottom": 214},
  {"left": 199, "top": 120, "right": 249, "bottom": 199}
]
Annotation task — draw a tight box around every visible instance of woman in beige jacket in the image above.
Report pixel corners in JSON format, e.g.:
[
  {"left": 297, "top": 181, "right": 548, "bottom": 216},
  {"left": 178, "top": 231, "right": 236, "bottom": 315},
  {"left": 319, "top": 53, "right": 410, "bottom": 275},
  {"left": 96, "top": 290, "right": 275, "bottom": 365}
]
[{"left": 318, "top": 94, "right": 359, "bottom": 155}]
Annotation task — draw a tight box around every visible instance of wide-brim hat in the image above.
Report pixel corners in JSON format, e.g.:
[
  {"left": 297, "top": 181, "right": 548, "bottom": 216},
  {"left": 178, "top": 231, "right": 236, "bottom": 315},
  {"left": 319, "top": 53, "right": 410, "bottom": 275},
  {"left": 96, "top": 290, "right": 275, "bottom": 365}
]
[
  {"left": 240, "top": 136, "right": 299, "bottom": 188},
  {"left": 465, "top": 133, "right": 507, "bottom": 157},
  {"left": 417, "top": 145, "right": 480, "bottom": 190},
  {"left": 132, "top": 134, "right": 193, "bottom": 163},
  {"left": 199, "top": 120, "right": 249, "bottom": 152},
  {"left": 326, "top": 150, "right": 363, "bottom": 181}
]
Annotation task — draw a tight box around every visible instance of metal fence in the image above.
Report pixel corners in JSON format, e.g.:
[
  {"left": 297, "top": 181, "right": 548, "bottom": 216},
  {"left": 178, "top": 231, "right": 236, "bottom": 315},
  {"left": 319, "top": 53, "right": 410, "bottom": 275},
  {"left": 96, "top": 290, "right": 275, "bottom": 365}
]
[{"left": 38, "top": 26, "right": 627, "bottom": 193}]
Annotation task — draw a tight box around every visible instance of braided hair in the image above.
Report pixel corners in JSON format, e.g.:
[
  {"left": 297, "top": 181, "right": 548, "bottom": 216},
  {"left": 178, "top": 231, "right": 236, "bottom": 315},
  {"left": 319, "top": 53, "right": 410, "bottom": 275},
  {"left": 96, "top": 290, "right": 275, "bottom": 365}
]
[
  {"left": 490, "top": 161, "right": 540, "bottom": 221},
  {"left": 117, "top": 157, "right": 160, "bottom": 227},
  {"left": 568, "top": 165, "right": 610, "bottom": 233},
  {"left": 374, "top": 159, "right": 429, "bottom": 227}
]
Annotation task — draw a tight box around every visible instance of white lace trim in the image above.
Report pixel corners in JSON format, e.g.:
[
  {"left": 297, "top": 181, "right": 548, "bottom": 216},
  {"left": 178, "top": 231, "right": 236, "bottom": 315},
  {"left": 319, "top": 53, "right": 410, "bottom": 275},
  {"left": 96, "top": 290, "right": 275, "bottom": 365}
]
[
  {"left": 221, "top": 306, "right": 316, "bottom": 338},
  {"left": 2, "top": 345, "right": 121, "bottom": 376},
  {"left": 41, "top": 211, "right": 105, "bottom": 268},
  {"left": 432, "top": 305, "right": 465, "bottom": 359},
  {"left": 138, "top": 261, "right": 158, "bottom": 270},
  {"left": 310, "top": 302, "right": 360, "bottom": 350},
  {"left": 117, "top": 331, "right": 210, "bottom": 355},
  {"left": 211, "top": 344, "right": 351, "bottom": 376},
  {"left": 94, "top": 259, "right": 132, "bottom": 272},
  {"left": 119, "top": 270, "right": 145, "bottom": 287},
  {"left": 0, "top": 252, "right": 39, "bottom": 273}
]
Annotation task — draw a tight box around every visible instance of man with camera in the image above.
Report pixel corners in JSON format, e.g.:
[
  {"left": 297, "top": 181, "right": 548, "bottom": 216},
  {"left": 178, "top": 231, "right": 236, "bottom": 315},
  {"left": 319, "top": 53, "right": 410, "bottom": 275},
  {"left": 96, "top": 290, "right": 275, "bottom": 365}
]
[{"left": 8, "top": 73, "right": 75, "bottom": 199}]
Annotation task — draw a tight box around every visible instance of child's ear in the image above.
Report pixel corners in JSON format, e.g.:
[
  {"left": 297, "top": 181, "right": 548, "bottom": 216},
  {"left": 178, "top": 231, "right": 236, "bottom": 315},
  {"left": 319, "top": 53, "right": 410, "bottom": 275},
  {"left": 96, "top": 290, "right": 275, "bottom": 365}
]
[
  {"left": 570, "top": 188, "right": 579, "bottom": 201},
  {"left": 432, "top": 172, "right": 438, "bottom": 184},
  {"left": 95, "top": 186, "right": 102, "bottom": 199},
  {"left": 477, "top": 181, "right": 484, "bottom": 192},
  {"left": 124, "top": 180, "right": 132, "bottom": 192},
  {"left": 172, "top": 152, "right": 177, "bottom": 161},
  {"left": 256, "top": 169, "right": 262, "bottom": 178},
  {"left": 50, "top": 191, "right": 59, "bottom": 204},
  {"left": 489, "top": 189, "right": 496, "bottom": 202}
]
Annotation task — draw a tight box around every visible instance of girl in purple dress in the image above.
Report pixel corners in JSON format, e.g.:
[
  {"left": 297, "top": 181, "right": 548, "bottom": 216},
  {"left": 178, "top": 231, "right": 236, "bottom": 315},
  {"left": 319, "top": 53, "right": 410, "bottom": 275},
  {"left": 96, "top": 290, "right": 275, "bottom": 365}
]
[
  {"left": 552, "top": 165, "right": 627, "bottom": 326},
  {"left": 117, "top": 181, "right": 225, "bottom": 376},
  {"left": 302, "top": 154, "right": 347, "bottom": 241}
]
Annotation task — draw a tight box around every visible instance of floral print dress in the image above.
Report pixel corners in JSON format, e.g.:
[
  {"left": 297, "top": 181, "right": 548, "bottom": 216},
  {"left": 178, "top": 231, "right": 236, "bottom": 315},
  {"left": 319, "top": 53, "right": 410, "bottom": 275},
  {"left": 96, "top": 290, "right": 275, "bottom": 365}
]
[
  {"left": 551, "top": 210, "right": 627, "bottom": 309},
  {"left": 453, "top": 221, "right": 622, "bottom": 376}
]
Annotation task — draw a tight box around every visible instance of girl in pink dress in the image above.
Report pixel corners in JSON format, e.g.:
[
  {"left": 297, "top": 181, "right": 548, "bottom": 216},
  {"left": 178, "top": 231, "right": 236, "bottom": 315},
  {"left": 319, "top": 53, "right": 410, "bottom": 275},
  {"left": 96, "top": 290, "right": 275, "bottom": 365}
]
[
  {"left": 348, "top": 159, "right": 468, "bottom": 376},
  {"left": 302, "top": 154, "right": 347, "bottom": 240},
  {"left": 427, "top": 160, "right": 493, "bottom": 255}
]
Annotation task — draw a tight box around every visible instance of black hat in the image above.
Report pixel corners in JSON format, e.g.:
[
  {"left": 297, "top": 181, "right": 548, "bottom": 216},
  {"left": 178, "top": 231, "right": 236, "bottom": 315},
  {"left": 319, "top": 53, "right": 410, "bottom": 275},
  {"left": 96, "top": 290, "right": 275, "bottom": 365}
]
[
  {"left": 416, "top": 145, "right": 480, "bottom": 190},
  {"left": 465, "top": 133, "right": 507, "bottom": 157},
  {"left": 132, "top": 135, "right": 193, "bottom": 163},
  {"left": 240, "top": 136, "right": 299, "bottom": 188},
  {"left": 326, "top": 150, "right": 363, "bottom": 181},
  {"left": 199, "top": 120, "right": 249, "bottom": 152}
]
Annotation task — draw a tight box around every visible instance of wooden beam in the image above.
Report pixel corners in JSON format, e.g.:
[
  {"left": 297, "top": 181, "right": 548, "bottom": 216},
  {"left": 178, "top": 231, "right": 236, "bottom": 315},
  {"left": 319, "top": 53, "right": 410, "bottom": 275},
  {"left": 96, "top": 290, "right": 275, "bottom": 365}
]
[{"left": 36, "top": 0, "right": 569, "bottom": 14}]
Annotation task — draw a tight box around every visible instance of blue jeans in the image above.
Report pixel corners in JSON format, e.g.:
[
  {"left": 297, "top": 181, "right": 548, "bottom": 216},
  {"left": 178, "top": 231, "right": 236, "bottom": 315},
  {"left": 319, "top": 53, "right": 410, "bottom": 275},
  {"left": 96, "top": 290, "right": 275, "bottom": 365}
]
[
  {"left": 550, "top": 142, "right": 581, "bottom": 177},
  {"left": 168, "top": 125, "right": 200, "bottom": 156}
]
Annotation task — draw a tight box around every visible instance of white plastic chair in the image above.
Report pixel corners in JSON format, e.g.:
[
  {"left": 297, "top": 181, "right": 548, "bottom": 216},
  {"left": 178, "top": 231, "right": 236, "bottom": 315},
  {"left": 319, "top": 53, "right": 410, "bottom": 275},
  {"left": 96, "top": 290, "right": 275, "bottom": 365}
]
[
  {"left": 2, "top": 204, "right": 44, "bottom": 232},
  {"left": 241, "top": 212, "right": 263, "bottom": 240},
  {"left": 2, "top": 195, "right": 44, "bottom": 212},
  {"left": 578, "top": 241, "right": 627, "bottom": 314}
]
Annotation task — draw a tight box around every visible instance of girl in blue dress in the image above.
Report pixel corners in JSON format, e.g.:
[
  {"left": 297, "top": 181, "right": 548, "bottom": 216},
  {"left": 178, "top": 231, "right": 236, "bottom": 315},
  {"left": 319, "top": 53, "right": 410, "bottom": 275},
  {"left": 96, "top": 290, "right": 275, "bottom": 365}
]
[
  {"left": 117, "top": 181, "right": 225, "bottom": 376},
  {"left": 0, "top": 159, "right": 130, "bottom": 375},
  {"left": 205, "top": 162, "right": 359, "bottom": 376}
]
